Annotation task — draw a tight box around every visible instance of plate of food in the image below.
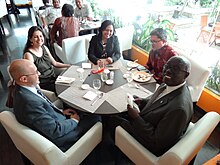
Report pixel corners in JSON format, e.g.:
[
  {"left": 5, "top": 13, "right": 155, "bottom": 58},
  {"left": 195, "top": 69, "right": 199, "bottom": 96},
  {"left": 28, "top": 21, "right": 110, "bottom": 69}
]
[
  {"left": 127, "top": 61, "right": 139, "bottom": 68},
  {"left": 132, "top": 71, "right": 152, "bottom": 82}
]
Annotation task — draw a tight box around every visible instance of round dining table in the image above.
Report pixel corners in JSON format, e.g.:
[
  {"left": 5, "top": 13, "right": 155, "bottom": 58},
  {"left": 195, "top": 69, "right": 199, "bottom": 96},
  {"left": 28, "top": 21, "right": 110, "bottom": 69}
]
[{"left": 56, "top": 59, "right": 157, "bottom": 115}]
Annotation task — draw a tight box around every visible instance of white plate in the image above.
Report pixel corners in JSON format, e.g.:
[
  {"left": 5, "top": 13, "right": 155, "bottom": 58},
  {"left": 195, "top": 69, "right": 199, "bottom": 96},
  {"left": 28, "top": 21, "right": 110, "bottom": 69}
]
[
  {"left": 106, "top": 80, "right": 114, "bottom": 85},
  {"left": 127, "top": 61, "right": 139, "bottom": 68},
  {"left": 81, "top": 84, "right": 90, "bottom": 90},
  {"left": 132, "top": 71, "right": 152, "bottom": 82}
]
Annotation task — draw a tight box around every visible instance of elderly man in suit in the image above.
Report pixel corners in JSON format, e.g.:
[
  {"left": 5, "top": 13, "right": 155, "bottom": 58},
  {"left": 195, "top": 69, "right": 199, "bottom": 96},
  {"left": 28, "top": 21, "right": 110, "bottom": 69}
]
[
  {"left": 9, "top": 59, "right": 100, "bottom": 152},
  {"left": 109, "top": 56, "right": 194, "bottom": 156}
]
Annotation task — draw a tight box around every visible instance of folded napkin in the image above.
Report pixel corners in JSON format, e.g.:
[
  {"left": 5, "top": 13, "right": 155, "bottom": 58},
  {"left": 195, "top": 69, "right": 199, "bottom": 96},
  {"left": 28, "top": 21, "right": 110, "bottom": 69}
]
[
  {"left": 56, "top": 76, "right": 75, "bottom": 84},
  {"left": 82, "top": 63, "right": 92, "bottom": 69},
  {"left": 83, "top": 91, "right": 97, "bottom": 101}
]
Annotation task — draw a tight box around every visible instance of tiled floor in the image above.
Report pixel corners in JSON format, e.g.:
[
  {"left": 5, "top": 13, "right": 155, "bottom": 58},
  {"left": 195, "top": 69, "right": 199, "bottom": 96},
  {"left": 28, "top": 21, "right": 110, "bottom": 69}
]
[{"left": 0, "top": 8, "right": 219, "bottom": 165}]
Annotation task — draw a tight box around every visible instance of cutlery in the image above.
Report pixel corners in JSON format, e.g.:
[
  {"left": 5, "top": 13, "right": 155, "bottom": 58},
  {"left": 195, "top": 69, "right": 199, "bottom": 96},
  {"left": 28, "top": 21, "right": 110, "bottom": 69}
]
[
  {"left": 91, "top": 93, "right": 104, "bottom": 106},
  {"left": 135, "top": 84, "right": 151, "bottom": 94}
]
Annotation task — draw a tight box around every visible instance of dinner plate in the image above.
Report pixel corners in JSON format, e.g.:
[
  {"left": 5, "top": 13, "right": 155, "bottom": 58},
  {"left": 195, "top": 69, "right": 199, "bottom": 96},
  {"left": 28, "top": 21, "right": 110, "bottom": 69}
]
[
  {"left": 127, "top": 61, "right": 139, "bottom": 68},
  {"left": 132, "top": 71, "right": 152, "bottom": 82}
]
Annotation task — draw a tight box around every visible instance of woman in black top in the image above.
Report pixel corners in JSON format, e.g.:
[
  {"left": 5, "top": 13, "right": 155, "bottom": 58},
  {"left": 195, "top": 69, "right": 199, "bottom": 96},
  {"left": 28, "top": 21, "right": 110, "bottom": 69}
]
[
  {"left": 88, "top": 20, "right": 121, "bottom": 65},
  {"left": 23, "top": 26, "right": 70, "bottom": 92}
]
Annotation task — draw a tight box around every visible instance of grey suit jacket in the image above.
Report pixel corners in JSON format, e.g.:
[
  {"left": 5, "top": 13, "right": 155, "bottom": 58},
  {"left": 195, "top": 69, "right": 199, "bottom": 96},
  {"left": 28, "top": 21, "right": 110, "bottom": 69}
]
[
  {"left": 123, "top": 84, "right": 194, "bottom": 156},
  {"left": 13, "top": 85, "right": 78, "bottom": 151}
]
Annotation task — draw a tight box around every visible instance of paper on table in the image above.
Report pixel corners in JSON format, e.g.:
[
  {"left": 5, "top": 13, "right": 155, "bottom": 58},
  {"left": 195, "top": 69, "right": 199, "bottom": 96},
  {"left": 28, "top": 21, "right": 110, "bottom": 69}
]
[
  {"left": 83, "top": 91, "right": 97, "bottom": 101},
  {"left": 56, "top": 76, "right": 75, "bottom": 84},
  {"left": 106, "top": 84, "right": 153, "bottom": 112},
  {"left": 58, "top": 86, "right": 109, "bottom": 113}
]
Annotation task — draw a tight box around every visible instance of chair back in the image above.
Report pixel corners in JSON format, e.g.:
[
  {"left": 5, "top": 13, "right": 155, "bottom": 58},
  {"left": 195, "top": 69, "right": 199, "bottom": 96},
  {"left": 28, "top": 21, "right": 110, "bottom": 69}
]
[
  {"left": 115, "top": 26, "right": 134, "bottom": 52},
  {"left": 0, "top": 111, "right": 66, "bottom": 165},
  {"left": 180, "top": 54, "right": 210, "bottom": 102},
  {"left": 62, "top": 36, "right": 87, "bottom": 64}
]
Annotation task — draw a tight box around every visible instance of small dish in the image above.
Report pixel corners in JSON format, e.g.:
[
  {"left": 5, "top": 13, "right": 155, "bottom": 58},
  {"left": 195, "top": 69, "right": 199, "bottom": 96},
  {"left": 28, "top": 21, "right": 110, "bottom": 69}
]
[
  {"left": 127, "top": 61, "right": 139, "bottom": 68},
  {"left": 123, "top": 73, "right": 129, "bottom": 79},
  {"left": 81, "top": 84, "right": 90, "bottom": 90},
  {"left": 132, "top": 71, "right": 152, "bottom": 82},
  {"left": 106, "top": 80, "right": 114, "bottom": 85}
]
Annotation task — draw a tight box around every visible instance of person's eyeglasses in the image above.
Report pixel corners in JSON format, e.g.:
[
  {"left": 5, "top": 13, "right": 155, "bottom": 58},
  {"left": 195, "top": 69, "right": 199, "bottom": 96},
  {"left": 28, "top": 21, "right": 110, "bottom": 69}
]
[
  {"left": 164, "top": 64, "right": 188, "bottom": 74},
  {"left": 22, "top": 70, "right": 39, "bottom": 77},
  {"left": 150, "top": 40, "right": 162, "bottom": 44}
]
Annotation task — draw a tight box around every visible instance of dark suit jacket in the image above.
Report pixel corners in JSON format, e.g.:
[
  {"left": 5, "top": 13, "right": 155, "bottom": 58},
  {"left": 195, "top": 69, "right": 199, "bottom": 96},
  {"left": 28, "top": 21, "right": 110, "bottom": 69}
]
[
  {"left": 13, "top": 85, "right": 79, "bottom": 151},
  {"left": 122, "top": 84, "right": 194, "bottom": 156},
  {"left": 88, "top": 34, "right": 121, "bottom": 64}
]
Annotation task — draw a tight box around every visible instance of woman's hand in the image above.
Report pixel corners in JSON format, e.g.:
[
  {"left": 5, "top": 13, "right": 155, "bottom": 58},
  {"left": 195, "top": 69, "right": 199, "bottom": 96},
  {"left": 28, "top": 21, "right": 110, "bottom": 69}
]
[{"left": 106, "top": 57, "right": 113, "bottom": 64}]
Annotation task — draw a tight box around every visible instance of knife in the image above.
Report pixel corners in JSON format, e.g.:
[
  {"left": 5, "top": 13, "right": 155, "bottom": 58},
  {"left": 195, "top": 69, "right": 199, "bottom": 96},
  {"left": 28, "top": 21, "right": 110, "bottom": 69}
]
[{"left": 91, "top": 93, "right": 104, "bottom": 106}]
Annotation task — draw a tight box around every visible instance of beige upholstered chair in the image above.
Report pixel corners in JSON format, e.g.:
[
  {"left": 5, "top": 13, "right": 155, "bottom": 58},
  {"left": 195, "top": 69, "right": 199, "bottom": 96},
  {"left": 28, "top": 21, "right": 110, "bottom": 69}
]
[
  {"left": 115, "top": 111, "right": 220, "bottom": 165},
  {"left": 180, "top": 54, "right": 210, "bottom": 102},
  {"left": 0, "top": 111, "right": 102, "bottom": 165}
]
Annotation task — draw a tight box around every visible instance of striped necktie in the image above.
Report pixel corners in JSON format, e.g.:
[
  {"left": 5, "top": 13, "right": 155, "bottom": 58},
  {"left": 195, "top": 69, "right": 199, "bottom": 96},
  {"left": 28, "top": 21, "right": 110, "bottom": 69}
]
[
  {"left": 144, "top": 83, "right": 167, "bottom": 109},
  {"left": 36, "top": 88, "right": 62, "bottom": 112}
]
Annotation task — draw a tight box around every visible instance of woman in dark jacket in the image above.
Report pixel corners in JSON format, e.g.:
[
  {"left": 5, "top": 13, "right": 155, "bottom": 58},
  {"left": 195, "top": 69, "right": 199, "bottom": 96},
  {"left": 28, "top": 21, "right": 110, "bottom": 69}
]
[{"left": 88, "top": 20, "right": 121, "bottom": 65}]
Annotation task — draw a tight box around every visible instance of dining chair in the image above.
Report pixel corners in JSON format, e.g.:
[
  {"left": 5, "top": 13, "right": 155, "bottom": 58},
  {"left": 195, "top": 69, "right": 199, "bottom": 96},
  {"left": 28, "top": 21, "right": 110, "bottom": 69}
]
[
  {"left": 0, "top": 111, "right": 102, "bottom": 165},
  {"left": 115, "top": 111, "right": 220, "bottom": 165},
  {"left": 180, "top": 53, "right": 210, "bottom": 102}
]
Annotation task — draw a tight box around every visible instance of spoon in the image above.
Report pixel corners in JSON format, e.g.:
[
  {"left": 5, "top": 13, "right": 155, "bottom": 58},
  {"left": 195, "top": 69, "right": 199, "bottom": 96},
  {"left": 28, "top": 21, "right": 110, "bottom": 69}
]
[
  {"left": 91, "top": 92, "right": 104, "bottom": 106},
  {"left": 135, "top": 84, "right": 150, "bottom": 94}
]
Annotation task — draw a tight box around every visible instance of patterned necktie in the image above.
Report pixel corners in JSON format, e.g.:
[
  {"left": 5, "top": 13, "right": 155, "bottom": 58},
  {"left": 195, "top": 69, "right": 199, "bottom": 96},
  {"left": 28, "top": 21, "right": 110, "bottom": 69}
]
[
  {"left": 144, "top": 83, "right": 167, "bottom": 109},
  {"left": 36, "top": 87, "right": 60, "bottom": 111}
]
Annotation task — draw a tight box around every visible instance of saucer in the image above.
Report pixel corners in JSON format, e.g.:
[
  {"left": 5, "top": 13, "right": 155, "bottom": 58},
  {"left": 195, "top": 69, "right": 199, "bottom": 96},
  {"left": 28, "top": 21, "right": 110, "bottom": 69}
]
[
  {"left": 106, "top": 80, "right": 114, "bottom": 85},
  {"left": 81, "top": 84, "right": 90, "bottom": 90}
]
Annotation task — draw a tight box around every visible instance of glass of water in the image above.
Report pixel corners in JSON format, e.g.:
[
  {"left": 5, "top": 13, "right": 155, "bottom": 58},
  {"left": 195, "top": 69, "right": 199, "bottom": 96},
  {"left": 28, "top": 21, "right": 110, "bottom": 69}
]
[
  {"left": 126, "top": 72, "right": 133, "bottom": 87},
  {"left": 93, "top": 79, "right": 101, "bottom": 94}
]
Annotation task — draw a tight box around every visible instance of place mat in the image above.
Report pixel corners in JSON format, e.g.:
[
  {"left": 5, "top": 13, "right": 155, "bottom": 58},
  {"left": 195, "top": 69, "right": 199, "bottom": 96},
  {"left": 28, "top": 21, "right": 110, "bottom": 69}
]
[
  {"left": 58, "top": 86, "right": 109, "bottom": 113},
  {"left": 106, "top": 83, "right": 153, "bottom": 112},
  {"left": 61, "top": 65, "right": 91, "bottom": 86}
]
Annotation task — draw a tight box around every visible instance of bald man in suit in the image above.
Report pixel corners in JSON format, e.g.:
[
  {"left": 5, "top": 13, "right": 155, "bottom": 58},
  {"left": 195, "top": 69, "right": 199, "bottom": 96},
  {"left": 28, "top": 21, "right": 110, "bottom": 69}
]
[{"left": 9, "top": 59, "right": 100, "bottom": 151}]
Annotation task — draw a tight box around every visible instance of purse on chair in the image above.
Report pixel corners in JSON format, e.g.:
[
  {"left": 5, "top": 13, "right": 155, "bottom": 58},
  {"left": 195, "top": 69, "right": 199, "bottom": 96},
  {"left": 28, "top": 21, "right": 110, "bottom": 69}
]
[{"left": 6, "top": 80, "right": 15, "bottom": 108}]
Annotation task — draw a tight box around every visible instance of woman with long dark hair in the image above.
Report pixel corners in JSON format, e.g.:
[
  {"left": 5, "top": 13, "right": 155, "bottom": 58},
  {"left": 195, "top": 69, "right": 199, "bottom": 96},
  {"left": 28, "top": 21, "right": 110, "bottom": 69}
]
[
  {"left": 88, "top": 20, "right": 121, "bottom": 65},
  {"left": 23, "top": 26, "right": 70, "bottom": 92}
]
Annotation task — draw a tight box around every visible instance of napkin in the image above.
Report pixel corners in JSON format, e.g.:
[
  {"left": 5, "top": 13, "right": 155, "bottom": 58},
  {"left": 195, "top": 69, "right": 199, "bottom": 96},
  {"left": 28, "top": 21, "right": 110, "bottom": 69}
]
[
  {"left": 83, "top": 91, "right": 97, "bottom": 101},
  {"left": 82, "top": 63, "right": 92, "bottom": 69},
  {"left": 56, "top": 76, "right": 75, "bottom": 84}
]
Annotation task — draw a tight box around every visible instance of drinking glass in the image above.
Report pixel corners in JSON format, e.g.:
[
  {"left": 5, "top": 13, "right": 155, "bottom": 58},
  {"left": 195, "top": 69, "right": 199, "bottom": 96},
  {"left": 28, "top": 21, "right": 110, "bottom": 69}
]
[
  {"left": 126, "top": 72, "right": 133, "bottom": 87},
  {"left": 93, "top": 79, "right": 101, "bottom": 94},
  {"left": 77, "top": 68, "right": 85, "bottom": 82}
]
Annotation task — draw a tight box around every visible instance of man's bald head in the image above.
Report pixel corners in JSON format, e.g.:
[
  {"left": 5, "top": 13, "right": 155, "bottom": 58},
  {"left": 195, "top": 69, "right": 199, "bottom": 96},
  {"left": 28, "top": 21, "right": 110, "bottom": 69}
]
[{"left": 9, "top": 59, "right": 38, "bottom": 86}]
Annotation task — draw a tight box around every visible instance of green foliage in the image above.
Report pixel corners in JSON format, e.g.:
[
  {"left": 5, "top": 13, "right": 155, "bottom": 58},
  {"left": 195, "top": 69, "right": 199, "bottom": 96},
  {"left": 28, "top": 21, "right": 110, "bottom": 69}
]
[
  {"left": 133, "top": 17, "right": 176, "bottom": 53},
  {"left": 200, "top": 0, "right": 214, "bottom": 7},
  {"left": 164, "top": 0, "right": 184, "bottom": 6},
  {"left": 206, "top": 61, "right": 220, "bottom": 96}
]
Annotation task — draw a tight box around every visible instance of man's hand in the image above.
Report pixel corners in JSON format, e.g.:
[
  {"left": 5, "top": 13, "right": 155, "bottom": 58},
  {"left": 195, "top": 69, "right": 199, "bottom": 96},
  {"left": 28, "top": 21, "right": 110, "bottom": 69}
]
[
  {"left": 63, "top": 108, "right": 80, "bottom": 121},
  {"left": 127, "top": 104, "right": 139, "bottom": 119},
  {"left": 63, "top": 108, "right": 77, "bottom": 115},
  {"left": 133, "top": 95, "right": 142, "bottom": 106}
]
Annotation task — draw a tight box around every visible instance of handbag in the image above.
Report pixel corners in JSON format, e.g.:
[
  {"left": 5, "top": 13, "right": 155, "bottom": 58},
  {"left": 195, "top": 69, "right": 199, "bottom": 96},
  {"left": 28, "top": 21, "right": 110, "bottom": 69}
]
[{"left": 5, "top": 80, "right": 15, "bottom": 108}]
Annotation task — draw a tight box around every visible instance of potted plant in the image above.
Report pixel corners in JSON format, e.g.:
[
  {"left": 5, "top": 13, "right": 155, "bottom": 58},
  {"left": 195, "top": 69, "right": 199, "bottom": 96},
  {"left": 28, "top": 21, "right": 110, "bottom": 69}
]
[
  {"left": 205, "top": 61, "right": 220, "bottom": 96},
  {"left": 133, "top": 14, "right": 177, "bottom": 53}
]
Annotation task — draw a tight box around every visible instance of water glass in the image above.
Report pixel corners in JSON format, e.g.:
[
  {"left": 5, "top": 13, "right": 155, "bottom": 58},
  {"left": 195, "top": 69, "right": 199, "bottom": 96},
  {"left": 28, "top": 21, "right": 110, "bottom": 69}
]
[
  {"left": 77, "top": 68, "right": 85, "bottom": 82},
  {"left": 93, "top": 79, "right": 101, "bottom": 93},
  {"left": 126, "top": 72, "right": 133, "bottom": 87}
]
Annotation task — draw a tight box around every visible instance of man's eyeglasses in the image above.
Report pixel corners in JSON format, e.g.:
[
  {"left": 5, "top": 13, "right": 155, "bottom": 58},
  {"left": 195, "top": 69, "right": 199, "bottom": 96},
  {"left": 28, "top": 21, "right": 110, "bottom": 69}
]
[
  {"left": 22, "top": 70, "right": 39, "bottom": 77},
  {"left": 150, "top": 40, "right": 162, "bottom": 44}
]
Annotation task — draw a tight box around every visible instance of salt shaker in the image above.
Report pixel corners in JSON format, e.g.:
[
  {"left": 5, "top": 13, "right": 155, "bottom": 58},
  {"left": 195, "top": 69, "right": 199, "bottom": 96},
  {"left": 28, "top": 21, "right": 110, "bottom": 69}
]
[{"left": 110, "top": 71, "right": 114, "bottom": 80}]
